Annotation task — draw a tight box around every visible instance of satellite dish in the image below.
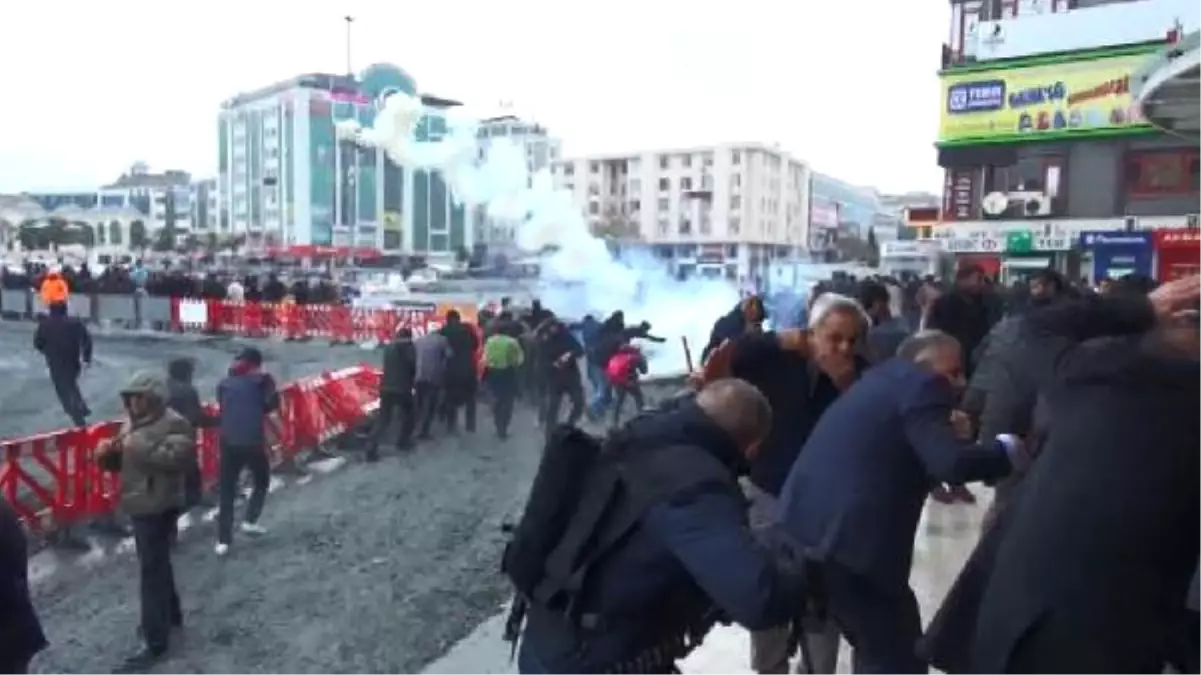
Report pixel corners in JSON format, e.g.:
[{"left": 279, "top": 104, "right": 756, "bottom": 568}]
[{"left": 982, "top": 191, "right": 1010, "bottom": 216}]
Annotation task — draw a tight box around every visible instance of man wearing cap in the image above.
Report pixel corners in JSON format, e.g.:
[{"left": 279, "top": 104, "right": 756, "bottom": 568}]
[
  {"left": 96, "top": 371, "right": 196, "bottom": 672},
  {"left": 214, "top": 347, "right": 280, "bottom": 557}
]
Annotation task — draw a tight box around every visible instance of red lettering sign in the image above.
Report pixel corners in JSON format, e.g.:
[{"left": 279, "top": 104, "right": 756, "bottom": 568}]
[{"left": 1153, "top": 229, "right": 1201, "bottom": 249}]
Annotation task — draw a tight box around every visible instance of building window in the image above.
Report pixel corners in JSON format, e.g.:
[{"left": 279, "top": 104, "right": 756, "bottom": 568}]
[
  {"left": 658, "top": 155, "right": 669, "bottom": 169},
  {"left": 589, "top": 201, "right": 599, "bottom": 215},
  {"left": 629, "top": 199, "right": 641, "bottom": 212},
  {"left": 729, "top": 217, "right": 741, "bottom": 235},
  {"left": 731, "top": 151, "right": 741, "bottom": 165},
  {"left": 659, "top": 177, "right": 670, "bottom": 191},
  {"left": 680, "top": 177, "right": 693, "bottom": 191},
  {"left": 681, "top": 154, "right": 692, "bottom": 168},
  {"left": 703, "top": 153, "right": 714, "bottom": 167},
  {"left": 1126, "top": 149, "right": 1201, "bottom": 197},
  {"left": 658, "top": 197, "right": 670, "bottom": 212},
  {"left": 730, "top": 195, "right": 742, "bottom": 209},
  {"left": 590, "top": 161, "right": 600, "bottom": 173},
  {"left": 657, "top": 218, "right": 669, "bottom": 235},
  {"left": 678, "top": 218, "right": 692, "bottom": 235},
  {"left": 731, "top": 174, "right": 742, "bottom": 188}
]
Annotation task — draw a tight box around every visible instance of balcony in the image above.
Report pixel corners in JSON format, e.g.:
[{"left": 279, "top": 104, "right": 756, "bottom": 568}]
[{"left": 948, "top": 0, "right": 1198, "bottom": 67}]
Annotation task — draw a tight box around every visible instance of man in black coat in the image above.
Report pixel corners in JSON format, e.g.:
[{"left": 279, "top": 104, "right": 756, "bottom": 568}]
[
  {"left": 367, "top": 326, "right": 417, "bottom": 460},
  {"left": 439, "top": 310, "right": 480, "bottom": 433},
  {"left": 0, "top": 501, "right": 47, "bottom": 673},
  {"left": 923, "top": 277, "right": 1200, "bottom": 673},
  {"left": 33, "top": 301, "right": 93, "bottom": 427}
]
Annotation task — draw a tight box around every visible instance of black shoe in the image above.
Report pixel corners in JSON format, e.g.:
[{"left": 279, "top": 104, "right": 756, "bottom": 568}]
[{"left": 113, "top": 648, "right": 166, "bottom": 674}]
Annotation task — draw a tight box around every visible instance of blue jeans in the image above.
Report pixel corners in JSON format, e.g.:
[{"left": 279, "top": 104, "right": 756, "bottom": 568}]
[{"left": 586, "top": 363, "right": 611, "bottom": 417}]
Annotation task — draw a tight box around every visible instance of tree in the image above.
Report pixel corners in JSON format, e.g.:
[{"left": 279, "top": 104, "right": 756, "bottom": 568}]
[{"left": 129, "top": 220, "right": 149, "bottom": 250}]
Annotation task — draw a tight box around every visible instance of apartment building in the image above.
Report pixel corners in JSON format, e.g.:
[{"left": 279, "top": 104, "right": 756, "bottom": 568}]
[
  {"left": 938, "top": 0, "right": 1200, "bottom": 282},
  {"left": 552, "top": 143, "right": 809, "bottom": 282},
  {"left": 474, "top": 115, "right": 562, "bottom": 255}
]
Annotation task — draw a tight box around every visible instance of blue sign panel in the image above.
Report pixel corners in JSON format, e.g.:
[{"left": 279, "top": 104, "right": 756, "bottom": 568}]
[{"left": 1079, "top": 230, "right": 1152, "bottom": 279}]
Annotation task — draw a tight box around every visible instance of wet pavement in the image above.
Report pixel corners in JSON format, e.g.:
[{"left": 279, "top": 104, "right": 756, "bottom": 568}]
[{"left": 425, "top": 492, "right": 990, "bottom": 674}]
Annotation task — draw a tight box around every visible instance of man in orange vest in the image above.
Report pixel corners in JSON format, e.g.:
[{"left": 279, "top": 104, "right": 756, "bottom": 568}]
[{"left": 39, "top": 269, "right": 69, "bottom": 309}]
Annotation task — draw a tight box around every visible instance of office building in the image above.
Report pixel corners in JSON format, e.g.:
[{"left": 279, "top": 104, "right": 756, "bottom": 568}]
[
  {"left": 474, "top": 114, "right": 562, "bottom": 255},
  {"left": 552, "top": 143, "right": 809, "bottom": 282},
  {"left": 938, "top": 0, "right": 1200, "bottom": 281},
  {"left": 218, "top": 63, "right": 473, "bottom": 256}
]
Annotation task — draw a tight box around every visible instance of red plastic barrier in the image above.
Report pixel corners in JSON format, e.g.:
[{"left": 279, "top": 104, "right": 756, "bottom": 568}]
[{"left": 0, "top": 365, "right": 383, "bottom": 534}]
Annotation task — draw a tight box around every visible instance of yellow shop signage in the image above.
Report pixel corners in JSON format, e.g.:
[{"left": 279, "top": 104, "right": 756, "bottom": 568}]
[{"left": 938, "top": 52, "right": 1155, "bottom": 145}]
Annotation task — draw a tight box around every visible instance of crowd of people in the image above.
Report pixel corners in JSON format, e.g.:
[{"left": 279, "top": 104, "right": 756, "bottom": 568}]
[{"left": 3, "top": 263, "right": 1198, "bottom": 674}]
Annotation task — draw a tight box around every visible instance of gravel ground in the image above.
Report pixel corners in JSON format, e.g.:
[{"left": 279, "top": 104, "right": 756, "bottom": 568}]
[
  {"left": 0, "top": 321, "right": 375, "bottom": 441},
  {"left": 26, "top": 380, "right": 685, "bottom": 674}
]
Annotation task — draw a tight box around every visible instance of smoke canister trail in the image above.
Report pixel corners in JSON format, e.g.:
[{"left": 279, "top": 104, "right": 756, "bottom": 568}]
[{"left": 337, "top": 92, "right": 741, "bottom": 375}]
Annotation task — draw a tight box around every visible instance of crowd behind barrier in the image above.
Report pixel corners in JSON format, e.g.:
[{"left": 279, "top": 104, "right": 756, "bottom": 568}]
[
  {"left": 0, "top": 365, "right": 382, "bottom": 535},
  {"left": 0, "top": 288, "right": 483, "bottom": 345}
]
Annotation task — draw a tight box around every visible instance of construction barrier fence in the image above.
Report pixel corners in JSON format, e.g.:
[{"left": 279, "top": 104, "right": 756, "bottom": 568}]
[
  {"left": 0, "top": 290, "right": 482, "bottom": 344},
  {"left": 0, "top": 365, "right": 382, "bottom": 535}
]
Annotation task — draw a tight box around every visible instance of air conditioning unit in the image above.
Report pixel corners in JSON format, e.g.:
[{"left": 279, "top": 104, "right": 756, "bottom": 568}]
[{"left": 1187, "top": 213, "right": 1199, "bottom": 230}]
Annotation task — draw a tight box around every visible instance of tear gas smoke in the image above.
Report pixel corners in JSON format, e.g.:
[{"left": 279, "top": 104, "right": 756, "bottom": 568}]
[{"left": 337, "top": 93, "right": 741, "bottom": 375}]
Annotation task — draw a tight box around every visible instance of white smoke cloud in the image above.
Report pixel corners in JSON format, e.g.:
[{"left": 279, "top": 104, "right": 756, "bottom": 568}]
[{"left": 338, "top": 92, "right": 742, "bottom": 375}]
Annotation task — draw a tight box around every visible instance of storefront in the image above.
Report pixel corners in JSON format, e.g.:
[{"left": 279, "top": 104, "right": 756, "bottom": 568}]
[
  {"left": 999, "top": 230, "right": 1073, "bottom": 284},
  {"left": 1153, "top": 229, "right": 1201, "bottom": 281},
  {"left": 879, "top": 241, "right": 941, "bottom": 276},
  {"left": 1078, "top": 231, "right": 1154, "bottom": 282}
]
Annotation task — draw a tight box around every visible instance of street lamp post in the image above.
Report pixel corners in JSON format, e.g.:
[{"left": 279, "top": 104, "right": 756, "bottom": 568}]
[{"left": 344, "top": 16, "right": 354, "bottom": 76}]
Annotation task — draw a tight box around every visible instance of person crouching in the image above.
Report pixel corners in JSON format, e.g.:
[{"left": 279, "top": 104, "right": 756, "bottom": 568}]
[
  {"left": 214, "top": 347, "right": 280, "bottom": 557},
  {"left": 96, "top": 372, "right": 196, "bottom": 672}
]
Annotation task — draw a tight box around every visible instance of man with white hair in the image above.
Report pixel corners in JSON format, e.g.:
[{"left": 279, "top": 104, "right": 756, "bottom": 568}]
[
  {"left": 700, "top": 291, "right": 870, "bottom": 674},
  {"left": 777, "top": 329, "right": 1024, "bottom": 673}
]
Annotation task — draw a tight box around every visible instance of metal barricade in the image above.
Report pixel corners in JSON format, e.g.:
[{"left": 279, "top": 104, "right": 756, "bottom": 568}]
[
  {"left": 0, "top": 289, "right": 30, "bottom": 318},
  {"left": 95, "top": 294, "right": 138, "bottom": 329},
  {"left": 66, "top": 295, "right": 93, "bottom": 322},
  {"left": 142, "top": 295, "right": 176, "bottom": 331}
]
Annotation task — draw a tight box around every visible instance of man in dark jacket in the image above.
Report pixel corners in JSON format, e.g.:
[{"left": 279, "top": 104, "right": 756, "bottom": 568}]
[
  {"left": 538, "top": 318, "right": 585, "bottom": 428},
  {"left": 33, "top": 301, "right": 93, "bottom": 427},
  {"left": 938, "top": 279, "right": 1201, "bottom": 674},
  {"left": 0, "top": 501, "right": 47, "bottom": 674},
  {"left": 214, "top": 347, "right": 279, "bottom": 556},
  {"left": 439, "top": 310, "right": 480, "bottom": 433},
  {"left": 858, "top": 280, "right": 911, "bottom": 364},
  {"left": 778, "top": 330, "right": 1021, "bottom": 673},
  {"left": 519, "top": 379, "right": 807, "bottom": 673},
  {"left": 166, "top": 358, "right": 218, "bottom": 512},
  {"left": 701, "top": 296, "right": 766, "bottom": 364},
  {"left": 368, "top": 326, "right": 417, "bottom": 460},
  {"left": 960, "top": 268, "right": 1067, "bottom": 528},
  {"left": 701, "top": 292, "right": 869, "bottom": 674}
]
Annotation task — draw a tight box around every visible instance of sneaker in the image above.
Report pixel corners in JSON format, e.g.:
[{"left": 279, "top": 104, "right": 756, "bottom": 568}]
[
  {"left": 113, "top": 647, "right": 166, "bottom": 674},
  {"left": 240, "top": 522, "right": 267, "bottom": 536},
  {"left": 214, "top": 543, "right": 229, "bottom": 557}
]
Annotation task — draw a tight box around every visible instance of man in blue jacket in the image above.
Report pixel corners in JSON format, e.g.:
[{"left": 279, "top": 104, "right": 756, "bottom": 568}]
[
  {"left": 777, "top": 330, "right": 1024, "bottom": 673},
  {"left": 214, "top": 347, "right": 279, "bottom": 557},
  {"left": 518, "top": 379, "right": 809, "bottom": 674}
]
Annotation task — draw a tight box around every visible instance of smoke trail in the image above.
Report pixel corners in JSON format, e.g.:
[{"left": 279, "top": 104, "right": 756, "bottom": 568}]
[{"left": 336, "top": 93, "right": 741, "bottom": 375}]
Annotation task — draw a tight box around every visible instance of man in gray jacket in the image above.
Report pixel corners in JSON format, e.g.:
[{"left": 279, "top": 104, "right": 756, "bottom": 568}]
[{"left": 414, "top": 328, "right": 451, "bottom": 439}]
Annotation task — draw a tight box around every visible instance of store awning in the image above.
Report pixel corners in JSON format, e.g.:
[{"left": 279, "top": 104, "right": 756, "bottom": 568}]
[{"left": 1134, "top": 31, "right": 1201, "bottom": 140}]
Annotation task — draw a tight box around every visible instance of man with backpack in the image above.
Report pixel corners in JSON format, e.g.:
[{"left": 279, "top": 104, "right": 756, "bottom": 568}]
[
  {"left": 606, "top": 342, "right": 647, "bottom": 428},
  {"left": 504, "top": 378, "right": 811, "bottom": 673}
]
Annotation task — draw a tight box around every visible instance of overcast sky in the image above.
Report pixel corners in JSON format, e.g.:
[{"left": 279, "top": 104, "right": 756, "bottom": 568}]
[{"left": 0, "top": 0, "right": 949, "bottom": 194}]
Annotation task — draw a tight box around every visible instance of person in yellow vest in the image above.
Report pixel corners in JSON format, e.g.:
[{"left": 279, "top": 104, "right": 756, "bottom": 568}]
[{"left": 39, "top": 269, "right": 69, "bottom": 309}]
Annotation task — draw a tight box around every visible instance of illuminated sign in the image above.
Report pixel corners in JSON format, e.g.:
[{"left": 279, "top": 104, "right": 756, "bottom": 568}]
[{"left": 938, "top": 51, "right": 1156, "bottom": 145}]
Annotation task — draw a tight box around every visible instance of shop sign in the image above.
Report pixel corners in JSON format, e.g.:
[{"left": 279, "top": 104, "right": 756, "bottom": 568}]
[
  {"left": 1153, "top": 229, "right": 1201, "bottom": 248},
  {"left": 1079, "top": 231, "right": 1153, "bottom": 248},
  {"left": 943, "top": 235, "right": 1002, "bottom": 254},
  {"left": 939, "top": 51, "right": 1154, "bottom": 145}
]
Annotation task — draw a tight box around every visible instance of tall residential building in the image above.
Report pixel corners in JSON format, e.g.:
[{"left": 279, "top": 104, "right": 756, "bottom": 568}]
[
  {"left": 809, "top": 173, "right": 886, "bottom": 252},
  {"left": 217, "top": 64, "right": 473, "bottom": 256},
  {"left": 473, "top": 114, "right": 562, "bottom": 255},
  {"left": 938, "top": 0, "right": 1200, "bottom": 282},
  {"left": 552, "top": 143, "right": 809, "bottom": 282}
]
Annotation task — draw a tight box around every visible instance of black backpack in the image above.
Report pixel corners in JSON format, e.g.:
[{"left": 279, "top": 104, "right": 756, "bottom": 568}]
[{"left": 502, "top": 424, "right": 629, "bottom": 614}]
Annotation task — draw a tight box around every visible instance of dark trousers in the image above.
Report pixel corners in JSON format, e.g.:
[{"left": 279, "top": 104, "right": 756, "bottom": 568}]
[
  {"left": 131, "top": 510, "right": 182, "bottom": 654},
  {"left": 371, "top": 392, "right": 415, "bottom": 449},
  {"left": 543, "top": 377, "right": 584, "bottom": 429},
  {"left": 415, "top": 382, "right": 442, "bottom": 437},
  {"left": 49, "top": 367, "right": 89, "bottom": 427},
  {"left": 487, "top": 368, "right": 518, "bottom": 436},
  {"left": 611, "top": 381, "right": 645, "bottom": 427},
  {"left": 442, "top": 376, "right": 477, "bottom": 432},
  {"left": 216, "top": 443, "right": 270, "bottom": 545},
  {"left": 823, "top": 563, "right": 925, "bottom": 674}
]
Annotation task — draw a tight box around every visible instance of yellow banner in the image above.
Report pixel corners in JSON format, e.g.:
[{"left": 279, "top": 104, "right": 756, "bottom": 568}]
[{"left": 938, "top": 52, "right": 1154, "bottom": 144}]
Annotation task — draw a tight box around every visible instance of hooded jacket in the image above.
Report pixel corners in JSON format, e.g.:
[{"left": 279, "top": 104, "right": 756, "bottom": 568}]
[
  {"left": 216, "top": 356, "right": 280, "bottom": 447},
  {"left": 39, "top": 272, "right": 68, "bottom": 306},
  {"left": 100, "top": 371, "right": 197, "bottom": 516}
]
